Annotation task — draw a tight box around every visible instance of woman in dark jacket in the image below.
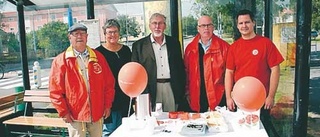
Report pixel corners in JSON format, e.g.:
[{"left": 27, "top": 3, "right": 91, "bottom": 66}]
[{"left": 96, "top": 19, "right": 133, "bottom": 137}]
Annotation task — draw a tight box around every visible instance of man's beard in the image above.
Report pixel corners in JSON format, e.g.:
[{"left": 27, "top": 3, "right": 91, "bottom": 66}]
[{"left": 153, "top": 32, "right": 163, "bottom": 37}]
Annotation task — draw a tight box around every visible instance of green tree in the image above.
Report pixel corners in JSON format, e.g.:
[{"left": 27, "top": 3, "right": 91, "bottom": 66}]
[
  {"left": 117, "top": 15, "right": 141, "bottom": 39},
  {"left": 0, "top": 30, "right": 20, "bottom": 63},
  {"left": 0, "top": 30, "right": 19, "bottom": 52},
  {"left": 193, "top": 0, "right": 234, "bottom": 35},
  {"left": 35, "top": 21, "right": 69, "bottom": 57},
  {"left": 312, "top": 0, "right": 320, "bottom": 31},
  {"left": 5, "top": 32, "right": 19, "bottom": 52},
  {"left": 218, "top": 2, "right": 234, "bottom": 34},
  {"left": 182, "top": 15, "right": 198, "bottom": 36},
  {"left": 0, "top": 11, "right": 23, "bottom": 62},
  {"left": 26, "top": 31, "right": 39, "bottom": 57}
]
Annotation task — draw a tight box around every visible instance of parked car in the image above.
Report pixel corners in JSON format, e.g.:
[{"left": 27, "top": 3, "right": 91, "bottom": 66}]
[{"left": 311, "top": 31, "right": 318, "bottom": 39}]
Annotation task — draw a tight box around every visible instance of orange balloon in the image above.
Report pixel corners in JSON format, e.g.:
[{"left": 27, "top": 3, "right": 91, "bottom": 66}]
[
  {"left": 232, "top": 76, "right": 266, "bottom": 112},
  {"left": 118, "top": 62, "right": 148, "bottom": 98}
]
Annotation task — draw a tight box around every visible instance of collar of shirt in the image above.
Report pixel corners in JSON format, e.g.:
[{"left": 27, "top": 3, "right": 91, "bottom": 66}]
[
  {"left": 199, "top": 38, "right": 212, "bottom": 52},
  {"left": 73, "top": 48, "right": 89, "bottom": 58},
  {"left": 150, "top": 34, "right": 166, "bottom": 46}
]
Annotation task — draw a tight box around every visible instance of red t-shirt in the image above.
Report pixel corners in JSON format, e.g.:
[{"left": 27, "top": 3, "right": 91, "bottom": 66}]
[{"left": 226, "top": 35, "right": 284, "bottom": 93}]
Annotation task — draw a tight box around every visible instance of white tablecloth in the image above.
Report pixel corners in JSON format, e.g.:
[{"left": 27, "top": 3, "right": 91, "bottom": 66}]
[{"left": 110, "top": 109, "right": 269, "bottom": 137}]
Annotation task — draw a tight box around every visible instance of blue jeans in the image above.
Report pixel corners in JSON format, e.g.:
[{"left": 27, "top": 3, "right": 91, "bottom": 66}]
[{"left": 102, "top": 111, "right": 122, "bottom": 137}]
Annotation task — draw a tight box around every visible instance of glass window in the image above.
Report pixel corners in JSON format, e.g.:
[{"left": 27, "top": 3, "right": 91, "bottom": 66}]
[
  {"left": 36, "top": 15, "right": 42, "bottom": 21},
  {"left": 0, "top": 0, "right": 173, "bottom": 91},
  {"left": 25, "top": 27, "right": 30, "bottom": 32},
  {"left": 1, "top": 1, "right": 21, "bottom": 89},
  {"left": 110, "top": 1, "right": 171, "bottom": 48},
  {"left": 181, "top": 1, "right": 296, "bottom": 137},
  {"left": 181, "top": 0, "right": 234, "bottom": 50},
  {"left": 50, "top": 14, "right": 56, "bottom": 21},
  {"left": 309, "top": 0, "right": 319, "bottom": 137},
  {"left": 1, "top": 1, "right": 314, "bottom": 137},
  {"left": 270, "top": 0, "right": 296, "bottom": 136}
]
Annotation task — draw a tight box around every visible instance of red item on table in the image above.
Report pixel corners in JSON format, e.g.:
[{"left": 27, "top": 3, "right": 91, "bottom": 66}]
[
  {"left": 179, "top": 112, "right": 189, "bottom": 120},
  {"left": 168, "top": 111, "right": 180, "bottom": 119},
  {"left": 191, "top": 113, "right": 201, "bottom": 119}
]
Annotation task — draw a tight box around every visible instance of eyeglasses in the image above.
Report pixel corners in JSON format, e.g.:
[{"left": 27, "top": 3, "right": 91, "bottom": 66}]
[
  {"left": 105, "top": 30, "right": 119, "bottom": 35},
  {"left": 198, "top": 23, "right": 214, "bottom": 28},
  {"left": 151, "top": 22, "right": 165, "bottom": 26},
  {"left": 70, "top": 31, "right": 87, "bottom": 37}
]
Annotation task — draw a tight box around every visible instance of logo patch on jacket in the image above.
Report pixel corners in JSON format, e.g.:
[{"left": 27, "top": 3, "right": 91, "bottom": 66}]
[{"left": 93, "top": 63, "right": 102, "bottom": 74}]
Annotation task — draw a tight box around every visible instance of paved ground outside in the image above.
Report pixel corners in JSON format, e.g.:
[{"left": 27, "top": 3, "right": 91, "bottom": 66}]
[{"left": 0, "top": 58, "right": 53, "bottom": 97}]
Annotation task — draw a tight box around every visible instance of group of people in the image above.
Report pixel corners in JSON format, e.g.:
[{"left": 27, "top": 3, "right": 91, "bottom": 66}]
[{"left": 49, "top": 9, "right": 283, "bottom": 137}]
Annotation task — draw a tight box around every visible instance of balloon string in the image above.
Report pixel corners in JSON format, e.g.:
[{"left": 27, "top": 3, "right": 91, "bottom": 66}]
[{"left": 128, "top": 97, "right": 132, "bottom": 117}]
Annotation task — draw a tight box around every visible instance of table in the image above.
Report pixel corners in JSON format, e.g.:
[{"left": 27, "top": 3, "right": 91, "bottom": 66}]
[{"left": 110, "top": 109, "right": 269, "bottom": 137}]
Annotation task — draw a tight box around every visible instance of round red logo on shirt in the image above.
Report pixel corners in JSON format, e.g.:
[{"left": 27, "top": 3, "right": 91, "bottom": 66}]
[
  {"left": 252, "top": 49, "right": 258, "bottom": 55},
  {"left": 93, "top": 63, "right": 102, "bottom": 74}
]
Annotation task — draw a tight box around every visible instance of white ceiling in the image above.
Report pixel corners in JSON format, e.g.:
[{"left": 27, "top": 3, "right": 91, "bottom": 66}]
[{"left": 8, "top": 0, "right": 164, "bottom": 10}]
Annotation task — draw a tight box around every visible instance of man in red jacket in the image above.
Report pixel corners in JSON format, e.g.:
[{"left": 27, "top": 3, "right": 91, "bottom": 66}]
[
  {"left": 184, "top": 15, "right": 229, "bottom": 112},
  {"left": 49, "top": 23, "right": 115, "bottom": 137}
]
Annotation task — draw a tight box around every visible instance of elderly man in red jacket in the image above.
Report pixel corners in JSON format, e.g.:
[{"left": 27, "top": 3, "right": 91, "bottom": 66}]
[
  {"left": 49, "top": 23, "right": 115, "bottom": 137},
  {"left": 184, "top": 15, "right": 229, "bottom": 112}
]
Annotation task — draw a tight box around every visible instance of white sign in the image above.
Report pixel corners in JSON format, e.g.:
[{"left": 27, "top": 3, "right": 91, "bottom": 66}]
[
  {"left": 281, "top": 27, "right": 296, "bottom": 43},
  {"left": 79, "top": 19, "right": 101, "bottom": 49}
]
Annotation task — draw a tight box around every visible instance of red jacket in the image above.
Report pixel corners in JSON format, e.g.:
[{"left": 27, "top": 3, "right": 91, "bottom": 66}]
[
  {"left": 184, "top": 34, "right": 229, "bottom": 112},
  {"left": 49, "top": 46, "right": 115, "bottom": 122}
]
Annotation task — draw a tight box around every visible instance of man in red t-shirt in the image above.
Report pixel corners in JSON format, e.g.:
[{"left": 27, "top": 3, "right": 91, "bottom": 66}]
[{"left": 225, "top": 9, "right": 283, "bottom": 137}]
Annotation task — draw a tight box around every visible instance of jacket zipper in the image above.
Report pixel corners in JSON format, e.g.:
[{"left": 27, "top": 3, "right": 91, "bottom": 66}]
[
  {"left": 87, "top": 62, "right": 93, "bottom": 122},
  {"left": 79, "top": 55, "right": 92, "bottom": 122}
]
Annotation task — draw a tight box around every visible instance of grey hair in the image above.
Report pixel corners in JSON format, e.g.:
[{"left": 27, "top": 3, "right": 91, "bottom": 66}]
[
  {"left": 149, "top": 13, "right": 166, "bottom": 23},
  {"left": 102, "top": 19, "right": 120, "bottom": 35}
]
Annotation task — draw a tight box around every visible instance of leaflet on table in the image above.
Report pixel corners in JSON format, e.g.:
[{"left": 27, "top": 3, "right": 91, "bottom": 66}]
[
  {"left": 203, "top": 111, "right": 229, "bottom": 133},
  {"left": 180, "top": 123, "right": 207, "bottom": 135}
]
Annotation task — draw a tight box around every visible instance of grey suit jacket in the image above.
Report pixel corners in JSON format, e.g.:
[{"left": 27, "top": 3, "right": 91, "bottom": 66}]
[{"left": 131, "top": 34, "right": 186, "bottom": 110}]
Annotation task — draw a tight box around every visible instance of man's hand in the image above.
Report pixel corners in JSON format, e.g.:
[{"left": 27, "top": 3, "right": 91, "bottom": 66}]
[
  {"left": 63, "top": 113, "right": 73, "bottom": 123},
  {"left": 226, "top": 97, "right": 235, "bottom": 111},
  {"left": 264, "top": 96, "right": 275, "bottom": 109},
  {"left": 104, "top": 108, "right": 111, "bottom": 119}
]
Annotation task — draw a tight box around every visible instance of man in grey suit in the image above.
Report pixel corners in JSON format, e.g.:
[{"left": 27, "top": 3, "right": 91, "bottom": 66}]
[{"left": 131, "top": 13, "right": 186, "bottom": 112}]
